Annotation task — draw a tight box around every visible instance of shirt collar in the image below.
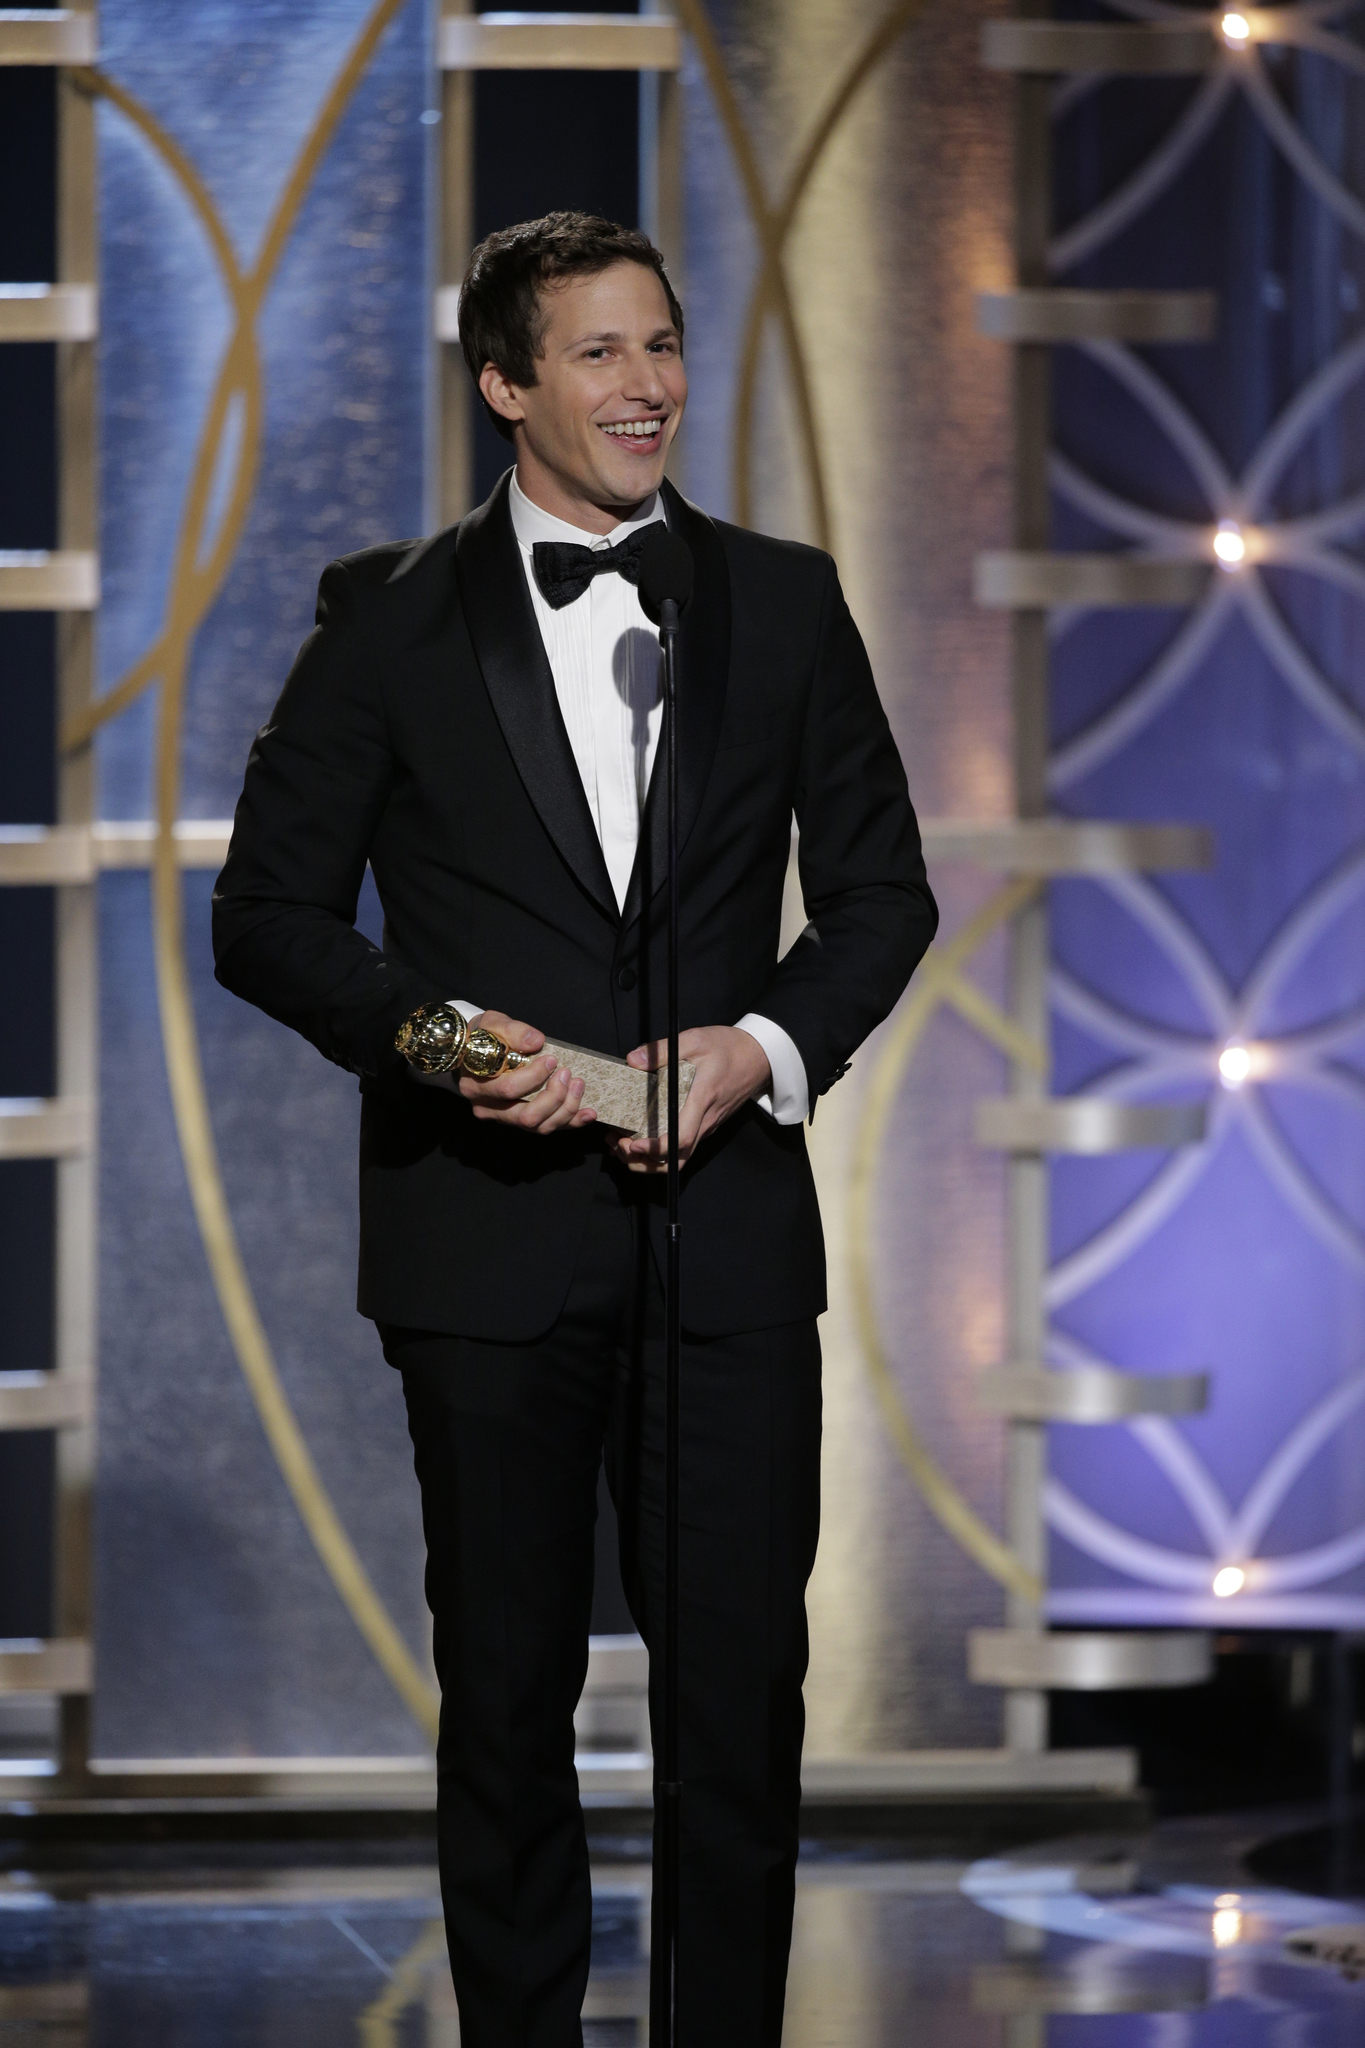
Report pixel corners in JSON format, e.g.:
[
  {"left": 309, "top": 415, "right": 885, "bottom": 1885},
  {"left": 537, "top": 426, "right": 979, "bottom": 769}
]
[{"left": 509, "top": 469, "right": 664, "bottom": 554}]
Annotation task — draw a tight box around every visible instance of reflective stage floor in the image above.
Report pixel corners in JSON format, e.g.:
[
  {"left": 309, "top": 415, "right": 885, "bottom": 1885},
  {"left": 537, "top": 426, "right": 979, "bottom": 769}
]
[{"left": 3, "top": 1812, "right": 1365, "bottom": 2043}]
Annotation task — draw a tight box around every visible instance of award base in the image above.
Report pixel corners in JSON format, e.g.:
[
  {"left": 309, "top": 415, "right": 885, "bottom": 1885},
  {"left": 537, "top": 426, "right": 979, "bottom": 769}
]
[{"left": 538, "top": 1040, "right": 696, "bottom": 1138}]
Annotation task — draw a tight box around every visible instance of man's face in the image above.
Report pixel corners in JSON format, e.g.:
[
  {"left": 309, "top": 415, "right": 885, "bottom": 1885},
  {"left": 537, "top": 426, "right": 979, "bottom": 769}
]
[{"left": 480, "top": 261, "right": 687, "bottom": 526}]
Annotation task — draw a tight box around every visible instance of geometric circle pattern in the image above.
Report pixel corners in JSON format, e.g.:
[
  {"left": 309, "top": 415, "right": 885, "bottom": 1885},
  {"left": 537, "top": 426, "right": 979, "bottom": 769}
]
[{"left": 1045, "top": 3, "right": 1365, "bottom": 1625}]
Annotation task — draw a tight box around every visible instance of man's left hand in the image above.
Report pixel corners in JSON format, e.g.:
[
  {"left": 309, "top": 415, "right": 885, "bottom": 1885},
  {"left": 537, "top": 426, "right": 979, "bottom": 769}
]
[{"left": 610, "top": 1026, "right": 772, "bottom": 1173}]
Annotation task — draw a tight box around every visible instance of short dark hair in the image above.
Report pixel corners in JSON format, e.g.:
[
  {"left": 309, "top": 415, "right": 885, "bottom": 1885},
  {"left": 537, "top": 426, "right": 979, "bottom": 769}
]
[{"left": 459, "top": 212, "right": 684, "bottom": 442}]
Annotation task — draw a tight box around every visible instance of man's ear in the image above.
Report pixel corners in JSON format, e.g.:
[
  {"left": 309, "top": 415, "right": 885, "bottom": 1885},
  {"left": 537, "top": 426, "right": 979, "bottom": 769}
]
[{"left": 479, "top": 361, "right": 525, "bottom": 429}]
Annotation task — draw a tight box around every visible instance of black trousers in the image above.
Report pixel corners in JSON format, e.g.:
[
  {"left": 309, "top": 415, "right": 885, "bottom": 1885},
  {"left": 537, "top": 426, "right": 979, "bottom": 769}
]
[{"left": 380, "top": 1164, "right": 822, "bottom": 2048}]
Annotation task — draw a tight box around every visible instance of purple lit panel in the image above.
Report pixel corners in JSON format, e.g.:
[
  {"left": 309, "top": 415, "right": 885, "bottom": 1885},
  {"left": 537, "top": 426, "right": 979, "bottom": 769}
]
[{"left": 1045, "top": 39, "right": 1365, "bottom": 1630}]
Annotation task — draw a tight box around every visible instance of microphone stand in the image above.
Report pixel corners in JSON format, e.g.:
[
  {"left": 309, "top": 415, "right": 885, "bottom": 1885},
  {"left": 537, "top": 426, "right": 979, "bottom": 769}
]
[{"left": 650, "top": 592, "right": 682, "bottom": 2048}]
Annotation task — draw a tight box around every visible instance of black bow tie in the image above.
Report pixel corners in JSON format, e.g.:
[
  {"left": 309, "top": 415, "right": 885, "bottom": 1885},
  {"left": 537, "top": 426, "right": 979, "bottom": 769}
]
[{"left": 531, "top": 529, "right": 657, "bottom": 611}]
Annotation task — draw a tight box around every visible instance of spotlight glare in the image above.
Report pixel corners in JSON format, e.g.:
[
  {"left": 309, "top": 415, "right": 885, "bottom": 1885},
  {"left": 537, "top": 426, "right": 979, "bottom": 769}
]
[
  {"left": 1213, "top": 1905, "right": 1244, "bottom": 1945},
  {"left": 1219, "top": 1043, "right": 1252, "bottom": 1090},
  {"left": 1213, "top": 520, "right": 1248, "bottom": 566},
  {"left": 1221, "top": 11, "right": 1252, "bottom": 42},
  {"left": 1213, "top": 1565, "right": 1246, "bottom": 1598}
]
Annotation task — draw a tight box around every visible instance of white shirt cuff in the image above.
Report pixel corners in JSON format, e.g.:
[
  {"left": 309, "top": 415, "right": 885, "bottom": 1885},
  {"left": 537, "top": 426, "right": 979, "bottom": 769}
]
[
  {"left": 735, "top": 1012, "right": 810, "bottom": 1125},
  {"left": 408, "top": 999, "right": 484, "bottom": 1092}
]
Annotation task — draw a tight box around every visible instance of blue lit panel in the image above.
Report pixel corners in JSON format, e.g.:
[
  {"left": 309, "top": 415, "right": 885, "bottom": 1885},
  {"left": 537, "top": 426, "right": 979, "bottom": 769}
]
[
  {"left": 92, "top": 0, "right": 434, "bottom": 1758},
  {"left": 1046, "top": 38, "right": 1365, "bottom": 1630}
]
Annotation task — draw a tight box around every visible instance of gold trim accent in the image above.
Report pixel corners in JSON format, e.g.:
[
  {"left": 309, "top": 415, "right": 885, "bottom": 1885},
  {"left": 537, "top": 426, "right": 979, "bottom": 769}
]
[
  {"left": 59, "top": 63, "right": 256, "bottom": 752},
  {"left": 0, "top": 1095, "right": 92, "bottom": 1159},
  {"left": 675, "top": 0, "right": 927, "bottom": 548},
  {"left": 0, "top": 1370, "right": 93, "bottom": 1431},
  {"left": 438, "top": 13, "right": 682, "bottom": 71},
  {"left": 848, "top": 878, "right": 1046, "bottom": 1604},
  {"left": 0, "top": 548, "right": 98, "bottom": 609},
  {"left": 358, "top": 1922, "right": 450, "bottom": 2048},
  {"left": 0, "top": 280, "right": 98, "bottom": 342},
  {"left": 62, "top": 0, "right": 412, "bottom": 751},
  {"left": 66, "top": 4, "right": 440, "bottom": 1740},
  {"left": 0, "top": 1637, "right": 92, "bottom": 1695}
]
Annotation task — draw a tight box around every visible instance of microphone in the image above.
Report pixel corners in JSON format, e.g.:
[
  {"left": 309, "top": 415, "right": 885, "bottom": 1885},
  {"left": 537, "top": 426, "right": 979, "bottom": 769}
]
[
  {"left": 639, "top": 514, "right": 692, "bottom": 2048},
  {"left": 637, "top": 525, "right": 694, "bottom": 627}
]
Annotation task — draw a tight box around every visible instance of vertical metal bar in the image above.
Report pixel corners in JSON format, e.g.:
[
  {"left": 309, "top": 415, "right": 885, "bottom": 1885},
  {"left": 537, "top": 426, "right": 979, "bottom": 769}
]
[
  {"left": 1004, "top": 901, "right": 1047, "bottom": 1755},
  {"left": 651, "top": 603, "right": 681, "bottom": 2048},
  {"left": 655, "top": 65, "right": 683, "bottom": 501},
  {"left": 439, "top": 3, "right": 475, "bottom": 528},
  {"left": 1004, "top": 24, "right": 1052, "bottom": 1757},
  {"left": 639, "top": 64, "right": 682, "bottom": 285},
  {"left": 655, "top": 70, "right": 682, "bottom": 290},
  {"left": 639, "top": 62, "right": 660, "bottom": 242},
  {"left": 53, "top": 11, "right": 99, "bottom": 1784},
  {"left": 640, "top": 0, "right": 683, "bottom": 499}
]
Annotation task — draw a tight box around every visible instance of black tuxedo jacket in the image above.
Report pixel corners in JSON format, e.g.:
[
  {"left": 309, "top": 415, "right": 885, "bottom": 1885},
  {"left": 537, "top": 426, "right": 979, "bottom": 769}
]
[{"left": 212, "top": 473, "right": 937, "bottom": 1339}]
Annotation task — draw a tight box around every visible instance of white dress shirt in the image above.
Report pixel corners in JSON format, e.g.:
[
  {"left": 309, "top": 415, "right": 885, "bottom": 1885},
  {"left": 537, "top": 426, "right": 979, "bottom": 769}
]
[{"left": 432, "top": 471, "right": 809, "bottom": 1124}]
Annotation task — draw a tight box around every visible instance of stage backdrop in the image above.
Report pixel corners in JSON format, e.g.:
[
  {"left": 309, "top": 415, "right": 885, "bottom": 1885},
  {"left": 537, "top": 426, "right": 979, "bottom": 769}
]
[
  {"left": 100, "top": 0, "right": 1365, "bottom": 1761},
  {"left": 1044, "top": 6, "right": 1365, "bottom": 1633},
  {"left": 86, "top": 0, "right": 1021, "bottom": 1760},
  {"left": 92, "top": 0, "right": 435, "bottom": 1759}
]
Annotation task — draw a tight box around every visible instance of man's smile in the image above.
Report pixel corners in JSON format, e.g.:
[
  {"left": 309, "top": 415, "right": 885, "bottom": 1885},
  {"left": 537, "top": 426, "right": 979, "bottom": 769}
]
[{"left": 598, "top": 415, "right": 665, "bottom": 452}]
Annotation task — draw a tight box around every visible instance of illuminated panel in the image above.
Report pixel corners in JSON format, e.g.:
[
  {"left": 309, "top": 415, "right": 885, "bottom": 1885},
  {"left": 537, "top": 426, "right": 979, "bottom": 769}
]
[
  {"left": 92, "top": 0, "right": 433, "bottom": 1760},
  {"left": 1044, "top": 28, "right": 1365, "bottom": 1630}
]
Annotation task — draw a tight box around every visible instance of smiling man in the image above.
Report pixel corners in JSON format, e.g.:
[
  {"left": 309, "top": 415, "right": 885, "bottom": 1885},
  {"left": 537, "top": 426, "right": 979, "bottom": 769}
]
[{"left": 212, "top": 213, "right": 937, "bottom": 2048}]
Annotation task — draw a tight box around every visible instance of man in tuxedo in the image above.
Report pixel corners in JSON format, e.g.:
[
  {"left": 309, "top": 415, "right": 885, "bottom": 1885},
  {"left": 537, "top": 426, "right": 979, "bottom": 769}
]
[{"left": 213, "top": 211, "right": 936, "bottom": 2047}]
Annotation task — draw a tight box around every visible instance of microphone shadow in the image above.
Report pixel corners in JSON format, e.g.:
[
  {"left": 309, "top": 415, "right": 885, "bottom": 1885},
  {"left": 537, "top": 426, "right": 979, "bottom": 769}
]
[{"left": 613, "top": 626, "right": 663, "bottom": 811}]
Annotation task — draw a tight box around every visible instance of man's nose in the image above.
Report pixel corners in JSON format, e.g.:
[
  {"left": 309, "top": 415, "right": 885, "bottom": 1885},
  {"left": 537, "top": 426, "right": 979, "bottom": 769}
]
[{"left": 623, "top": 349, "right": 667, "bottom": 403}]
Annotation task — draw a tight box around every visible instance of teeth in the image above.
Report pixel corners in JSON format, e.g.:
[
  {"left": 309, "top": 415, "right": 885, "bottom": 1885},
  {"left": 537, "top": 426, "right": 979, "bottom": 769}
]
[{"left": 602, "top": 420, "right": 660, "bottom": 437}]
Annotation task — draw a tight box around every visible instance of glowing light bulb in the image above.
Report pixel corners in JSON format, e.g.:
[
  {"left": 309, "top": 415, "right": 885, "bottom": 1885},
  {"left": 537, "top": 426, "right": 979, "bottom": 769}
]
[
  {"left": 1213, "top": 1565, "right": 1246, "bottom": 1598},
  {"left": 1213, "top": 520, "right": 1248, "bottom": 567},
  {"left": 1212, "top": 1898, "right": 1244, "bottom": 1945},
  {"left": 1221, "top": 12, "right": 1252, "bottom": 43},
  {"left": 1219, "top": 1043, "right": 1252, "bottom": 1090}
]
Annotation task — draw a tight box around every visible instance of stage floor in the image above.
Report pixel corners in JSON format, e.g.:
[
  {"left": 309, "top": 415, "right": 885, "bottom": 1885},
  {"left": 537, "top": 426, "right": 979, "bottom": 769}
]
[{"left": 1, "top": 1813, "right": 1364, "bottom": 2042}]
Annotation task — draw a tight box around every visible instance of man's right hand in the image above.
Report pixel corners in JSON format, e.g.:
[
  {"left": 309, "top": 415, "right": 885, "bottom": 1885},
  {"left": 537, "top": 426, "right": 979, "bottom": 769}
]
[{"left": 458, "top": 1011, "right": 597, "bottom": 1133}]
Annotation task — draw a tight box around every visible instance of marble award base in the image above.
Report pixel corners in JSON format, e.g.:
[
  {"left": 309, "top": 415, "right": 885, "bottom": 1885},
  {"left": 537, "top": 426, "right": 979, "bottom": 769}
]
[{"left": 539, "top": 1041, "right": 696, "bottom": 1138}]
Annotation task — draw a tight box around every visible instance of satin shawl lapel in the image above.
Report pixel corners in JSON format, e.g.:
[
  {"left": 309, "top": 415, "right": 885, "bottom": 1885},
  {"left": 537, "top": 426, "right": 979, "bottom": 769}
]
[
  {"left": 620, "top": 481, "right": 732, "bottom": 933},
  {"left": 454, "top": 471, "right": 618, "bottom": 922}
]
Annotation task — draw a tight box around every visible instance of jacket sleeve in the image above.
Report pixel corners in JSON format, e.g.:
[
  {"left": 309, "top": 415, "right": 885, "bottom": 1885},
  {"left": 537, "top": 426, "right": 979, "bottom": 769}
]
[
  {"left": 211, "top": 559, "right": 444, "bottom": 1077},
  {"left": 749, "top": 556, "right": 938, "bottom": 1105}
]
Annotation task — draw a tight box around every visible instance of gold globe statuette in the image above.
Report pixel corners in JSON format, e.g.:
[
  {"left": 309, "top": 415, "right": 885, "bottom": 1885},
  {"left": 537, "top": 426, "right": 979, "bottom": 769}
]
[{"left": 395, "top": 1002, "right": 532, "bottom": 1080}]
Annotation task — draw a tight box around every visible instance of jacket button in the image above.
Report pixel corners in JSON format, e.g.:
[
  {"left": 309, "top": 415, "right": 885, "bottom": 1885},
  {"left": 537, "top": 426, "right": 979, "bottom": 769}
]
[{"left": 616, "top": 966, "right": 638, "bottom": 991}]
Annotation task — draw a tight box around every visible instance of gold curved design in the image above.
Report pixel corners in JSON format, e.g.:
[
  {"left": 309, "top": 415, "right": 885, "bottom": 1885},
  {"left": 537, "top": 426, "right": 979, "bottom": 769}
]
[
  {"left": 674, "top": 0, "right": 928, "bottom": 548},
  {"left": 357, "top": 1921, "right": 449, "bottom": 2046},
  {"left": 684, "top": 5, "right": 1043, "bottom": 1599},
  {"left": 64, "top": 0, "right": 408, "bottom": 752},
  {"left": 847, "top": 881, "right": 1046, "bottom": 1604},
  {"left": 61, "top": 67, "right": 259, "bottom": 753},
  {"left": 72, "top": 1, "right": 441, "bottom": 1740}
]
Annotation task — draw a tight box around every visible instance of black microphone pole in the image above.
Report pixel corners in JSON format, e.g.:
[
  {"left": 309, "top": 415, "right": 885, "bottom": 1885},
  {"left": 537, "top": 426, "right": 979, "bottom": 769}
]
[
  {"left": 638, "top": 523, "right": 692, "bottom": 2048},
  {"left": 653, "top": 585, "right": 681, "bottom": 2048}
]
